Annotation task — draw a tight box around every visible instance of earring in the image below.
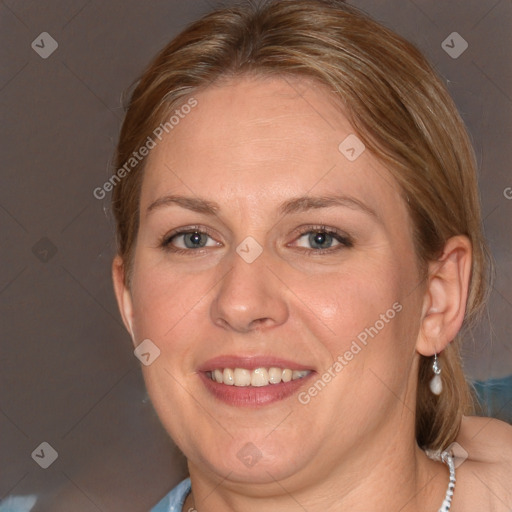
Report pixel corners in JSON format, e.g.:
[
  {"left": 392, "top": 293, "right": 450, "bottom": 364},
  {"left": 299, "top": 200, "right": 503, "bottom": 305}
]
[{"left": 429, "top": 353, "right": 442, "bottom": 395}]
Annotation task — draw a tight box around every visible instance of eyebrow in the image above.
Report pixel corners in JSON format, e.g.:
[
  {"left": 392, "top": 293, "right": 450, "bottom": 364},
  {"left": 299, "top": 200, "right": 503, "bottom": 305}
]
[
  {"left": 146, "top": 195, "right": 220, "bottom": 216},
  {"left": 278, "top": 195, "right": 378, "bottom": 219},
  {"left": 146, "top": 193, "right": 378, "bottom": 220}
]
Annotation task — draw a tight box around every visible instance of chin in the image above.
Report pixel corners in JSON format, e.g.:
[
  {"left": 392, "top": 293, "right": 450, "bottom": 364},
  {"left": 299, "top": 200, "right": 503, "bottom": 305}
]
[{"left": 187, "top": 433, "right": 313, "bottom": 485}]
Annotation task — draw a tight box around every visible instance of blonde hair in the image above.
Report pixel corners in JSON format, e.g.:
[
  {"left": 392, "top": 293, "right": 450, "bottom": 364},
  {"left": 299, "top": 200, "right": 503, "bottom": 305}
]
[{"left": 112, "top": 0, "right": 491, "bottom": 450}]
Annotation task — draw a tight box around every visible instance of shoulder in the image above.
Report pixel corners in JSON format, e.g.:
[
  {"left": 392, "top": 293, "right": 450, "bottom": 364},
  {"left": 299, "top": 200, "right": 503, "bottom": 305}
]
[
  {"left": 456, "top": 415, "right": 512, "bottom": 462},
  {"left": 452, "top": 415, "right": 512, "bottom": 511}
]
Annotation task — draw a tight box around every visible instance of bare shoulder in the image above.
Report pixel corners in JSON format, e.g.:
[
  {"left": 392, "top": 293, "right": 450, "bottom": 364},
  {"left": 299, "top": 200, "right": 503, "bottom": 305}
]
[
  {"left": 456, "top": 415, "right": 512, "bottom": 462},
  {"left": 452, "top": 415, "right": 512, "bottom": 511}
]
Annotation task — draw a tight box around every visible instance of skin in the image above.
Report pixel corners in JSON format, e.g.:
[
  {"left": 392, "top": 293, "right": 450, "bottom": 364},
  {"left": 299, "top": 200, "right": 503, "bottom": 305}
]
[{"left": 113, "top": 76, "right": 511, "bottom": 511}]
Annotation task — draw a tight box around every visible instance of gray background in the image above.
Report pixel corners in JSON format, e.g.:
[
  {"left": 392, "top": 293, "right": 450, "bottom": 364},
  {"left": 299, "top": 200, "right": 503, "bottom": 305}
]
[{"left": 1, "top": 0, "right": 511, "bottom": 510}]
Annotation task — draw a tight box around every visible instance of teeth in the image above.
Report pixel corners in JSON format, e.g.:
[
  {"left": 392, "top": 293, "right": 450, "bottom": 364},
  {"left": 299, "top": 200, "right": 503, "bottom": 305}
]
[
  {"left": 223, "top": 368, "right": 235, "bottom": 386},
  {"left": 251, "top": 368, "right": 269, "bottom": 387},
  {"left": 268, "top": 367, "right": 283, "bottom": 384},
  {"left": 282, "top": 369, "right": 292, "bottom": 382},
  {"left": 234, "top": 368, "right": 251, "bottom": 386},
  {"left": 208, "top": 367, "right": 311, "bottom": 386}
]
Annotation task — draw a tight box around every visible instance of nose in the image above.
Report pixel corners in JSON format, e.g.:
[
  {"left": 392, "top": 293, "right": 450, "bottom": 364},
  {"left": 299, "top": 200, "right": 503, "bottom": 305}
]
[{"left": 210, "top": 246, "right": 289, "bottom": 333}]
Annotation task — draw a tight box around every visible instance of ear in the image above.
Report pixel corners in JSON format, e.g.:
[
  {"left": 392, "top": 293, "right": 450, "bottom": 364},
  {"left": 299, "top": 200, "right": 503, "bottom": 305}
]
[
  {"left": 416, "top": 235, "right": 472, "bottom": 356},
  {"left": 112, "top": 255, "right": 136, "bottom": 346}
]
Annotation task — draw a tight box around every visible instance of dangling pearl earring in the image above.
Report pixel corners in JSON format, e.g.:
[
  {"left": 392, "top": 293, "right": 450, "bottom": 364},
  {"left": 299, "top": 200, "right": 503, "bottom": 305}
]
[{"left": 429, "top": 353, "right": 442, "bottom": 395}]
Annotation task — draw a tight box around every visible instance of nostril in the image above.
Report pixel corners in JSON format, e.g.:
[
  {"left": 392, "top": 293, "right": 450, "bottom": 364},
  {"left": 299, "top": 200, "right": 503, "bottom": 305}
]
[{"left": 249, "top": 317, "right": 272, "bottom": 328}]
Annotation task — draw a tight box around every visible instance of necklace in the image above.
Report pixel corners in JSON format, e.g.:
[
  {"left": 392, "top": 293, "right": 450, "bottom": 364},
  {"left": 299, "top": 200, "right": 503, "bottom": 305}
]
[{"left": 425, "top": 449, "right": 456, "bottom": 512}]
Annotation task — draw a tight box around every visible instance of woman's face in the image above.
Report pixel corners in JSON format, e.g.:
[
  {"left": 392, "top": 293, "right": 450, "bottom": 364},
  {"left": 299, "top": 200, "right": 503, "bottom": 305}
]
[{"left": 122, "top": 76, "right": 427, "bottom": 486}]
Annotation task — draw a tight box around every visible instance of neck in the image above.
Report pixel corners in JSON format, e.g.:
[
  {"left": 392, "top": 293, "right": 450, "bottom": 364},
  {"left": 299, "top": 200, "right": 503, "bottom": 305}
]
[{"left": 185, "top": 425, "right": 448, "bottom": 512}]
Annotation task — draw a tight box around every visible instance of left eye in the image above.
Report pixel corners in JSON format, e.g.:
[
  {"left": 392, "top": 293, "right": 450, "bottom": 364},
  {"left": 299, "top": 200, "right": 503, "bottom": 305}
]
[
  {"left": 295, "top": 231, "right": 346, "bottom": 250},
  {"left": 169, "top": 231, "right": 218, "bottom": 249}
]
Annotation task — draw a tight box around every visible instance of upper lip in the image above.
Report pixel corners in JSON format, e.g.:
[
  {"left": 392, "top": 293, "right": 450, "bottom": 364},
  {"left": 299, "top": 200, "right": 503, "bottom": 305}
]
[{"left": 198, "top": 355, "right": 314, "bottom": 372}]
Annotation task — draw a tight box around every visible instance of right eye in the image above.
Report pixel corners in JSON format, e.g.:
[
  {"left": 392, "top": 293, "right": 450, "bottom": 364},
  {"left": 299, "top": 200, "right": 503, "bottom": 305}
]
[{"left": 160, "top": 227, "right": 222, "bottom": 254}]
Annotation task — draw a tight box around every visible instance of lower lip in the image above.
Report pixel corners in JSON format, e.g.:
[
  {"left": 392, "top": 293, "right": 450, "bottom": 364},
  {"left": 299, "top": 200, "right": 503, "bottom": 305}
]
[{"left": 199, "top": 371, "right": 315, "bottom": 407}]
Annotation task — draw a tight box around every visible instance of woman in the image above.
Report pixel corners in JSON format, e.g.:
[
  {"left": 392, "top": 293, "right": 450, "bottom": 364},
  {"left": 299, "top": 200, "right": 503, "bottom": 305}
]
[{"left": 111, "top": 1, "right": 512, "bottom": 510}]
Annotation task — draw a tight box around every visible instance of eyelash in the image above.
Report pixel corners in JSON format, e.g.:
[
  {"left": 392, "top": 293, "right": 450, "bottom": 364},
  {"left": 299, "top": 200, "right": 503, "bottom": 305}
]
[
  {"left": 291, "top": 225, "right": 353, "bottom": 254},
  {"left": 160, "top": 225, "right": 218, "bottom": 256},
  {"left": 159, "top": 225, "right": 353, "bottom": 255}
]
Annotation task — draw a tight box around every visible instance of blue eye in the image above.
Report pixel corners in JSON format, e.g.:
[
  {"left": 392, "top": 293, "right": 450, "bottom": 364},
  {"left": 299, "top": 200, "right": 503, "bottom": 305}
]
[
  {"left": 179, "top": 231, "right": 210, "bottom": 249},
  {"left": 299, "top": 231, "right": 337, "bottom": 250},
  {"left": 294, "top": 228, "right": 352, "bottom": 252},
  {"left": 161, "top": 228, "right": 220, "bottom": 252}
]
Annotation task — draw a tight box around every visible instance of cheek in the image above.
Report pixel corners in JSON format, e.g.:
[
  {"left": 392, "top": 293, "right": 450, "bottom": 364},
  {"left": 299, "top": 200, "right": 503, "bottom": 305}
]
[
  {"left": 297, "top": 268, "right": 417, "bottom": 412},
  {"left": 295, "top": 259, "right": 404, "bottom": 341},
  {"left": 129, "top": 255, "right": 212, "bottom": 343},
  {"left": 295, "top": 256, "right": 419, "bottom": 399}
]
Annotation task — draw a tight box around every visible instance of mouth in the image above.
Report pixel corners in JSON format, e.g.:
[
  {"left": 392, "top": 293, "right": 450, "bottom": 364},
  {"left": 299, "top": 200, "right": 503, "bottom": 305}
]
[
  {"left": 198, "top": 356, "right": 315, "bottom": 407},
  {"left": 207, "top": 367, "right": 311, "bottom": 386}
]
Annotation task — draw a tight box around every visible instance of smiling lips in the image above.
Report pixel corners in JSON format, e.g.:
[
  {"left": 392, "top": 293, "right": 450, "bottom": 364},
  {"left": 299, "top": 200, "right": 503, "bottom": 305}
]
[
  {"left": 199, "top": 356, "right": 314, "bottom": 406},
  {"left": 208, "top": 367, "right": 311, "bottom": 386}
]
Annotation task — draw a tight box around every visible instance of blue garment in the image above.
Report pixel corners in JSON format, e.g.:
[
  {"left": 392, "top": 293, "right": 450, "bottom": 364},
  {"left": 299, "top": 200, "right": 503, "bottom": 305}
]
[
  {"left": 0, "top": 496, "right": 37, "bottom": 512},
  {"left": 473, "top": 375, "right": 512, "bottom": 424},
  {"left": 150, "top": 478, "right": 191, "bottom": 512}
]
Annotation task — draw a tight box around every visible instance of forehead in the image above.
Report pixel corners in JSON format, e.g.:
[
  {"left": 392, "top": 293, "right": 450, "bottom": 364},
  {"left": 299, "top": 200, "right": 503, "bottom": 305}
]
[{"left": 140, "top": 75, "right": 407, "bottom": 225}]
